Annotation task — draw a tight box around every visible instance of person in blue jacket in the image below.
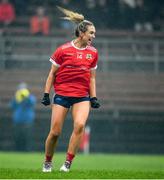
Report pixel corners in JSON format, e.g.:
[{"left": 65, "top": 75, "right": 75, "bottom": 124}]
[{"left": 10, "top": 82, "right": 36, "bottom": 151}]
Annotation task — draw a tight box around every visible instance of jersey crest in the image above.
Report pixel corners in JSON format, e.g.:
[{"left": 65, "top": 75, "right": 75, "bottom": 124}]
[{"left": 86, "top": 54, "right": 92, "bottom": 60}]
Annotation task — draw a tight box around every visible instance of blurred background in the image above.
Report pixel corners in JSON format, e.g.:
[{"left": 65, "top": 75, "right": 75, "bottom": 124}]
[{"left": 0, "top": 0, "right": 164, "bottom": 154}]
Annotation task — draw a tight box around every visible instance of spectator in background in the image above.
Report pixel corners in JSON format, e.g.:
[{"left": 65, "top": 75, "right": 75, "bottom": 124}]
[
  {"left": 96, "top": 0, "right": 109, "bottom": 29},
  {"left": 12, "top": 0, "right": 28, "bottom": 16},
  {"left": 58, "top": 0, "right": 72, "bottom": 8},
  {"left": 0, "top": 0, "right": 15, "bottom": 35},
  {"left": 145, "top": 1, "right": 161, "bottom": 31},
  {"left": 85, "top": 0, "right": 97, "bottom": 24},
  {"left": 133, "top": 0, "right": 153, "bottom": 32},
  {"left": 30, "top": 6, "right": 50, "bottom": 36},
  {"left": 116, "top": 0, "right": 135, "bottom": 30},
  {"left": 10, "top": 82, "right": 36, "bottom": 151},
  {"left": 105, "top": 0, "right": 118, "bottom": 29},
  {"left": 57, "top": 0, "right": 74, "bottom": 30},
  {"left": 154, "top": 4, "right": 164, "bottom": 31}
]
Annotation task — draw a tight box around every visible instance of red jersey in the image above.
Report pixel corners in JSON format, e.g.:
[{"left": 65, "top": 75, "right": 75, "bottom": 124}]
[
  {"left": 0, "top": 3, "right": 15, "bottom": 22},
  {"left": 50, "top": 41, "right": 98, "bottom": 97}
]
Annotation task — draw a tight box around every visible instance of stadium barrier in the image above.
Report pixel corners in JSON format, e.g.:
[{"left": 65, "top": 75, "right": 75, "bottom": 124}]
[{"left": 0, "top": 32, "right": 164, "bottom": 153}]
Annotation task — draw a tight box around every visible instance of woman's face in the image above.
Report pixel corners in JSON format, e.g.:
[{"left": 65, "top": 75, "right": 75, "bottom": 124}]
[{"left": 81, "top": 25, "right": 96, "bottom": 46}]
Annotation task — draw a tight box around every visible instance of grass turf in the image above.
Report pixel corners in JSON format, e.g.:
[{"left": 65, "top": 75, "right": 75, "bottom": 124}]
[{"left": 0, "top": 152, "right": 164, "bottom": 179}]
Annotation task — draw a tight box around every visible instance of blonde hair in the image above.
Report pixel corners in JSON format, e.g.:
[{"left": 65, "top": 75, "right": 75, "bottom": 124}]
[
  {"left": 57, "top": 6, "right": 84, "bottom": 23},
  {"left": 57, "top": 6, "right": 94, "bottom": 37}
]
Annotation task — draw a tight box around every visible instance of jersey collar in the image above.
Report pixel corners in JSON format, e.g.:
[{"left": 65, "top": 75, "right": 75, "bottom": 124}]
[{"left": 71, "top": 40, "right": 88, "bottom": 50}]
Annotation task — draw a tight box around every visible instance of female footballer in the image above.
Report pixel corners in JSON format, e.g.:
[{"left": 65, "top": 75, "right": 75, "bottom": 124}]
[{"left": 41, "top": 6, "right": 100, "bottom": 172}]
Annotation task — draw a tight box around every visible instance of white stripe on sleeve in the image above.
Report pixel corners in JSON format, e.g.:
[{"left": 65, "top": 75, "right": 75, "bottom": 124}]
[
  {"left": 91, "top": 65, "right": 97, "bottom": 70},
  {"left": 49, "top": 58, "right": 60, "bottom": 67}
]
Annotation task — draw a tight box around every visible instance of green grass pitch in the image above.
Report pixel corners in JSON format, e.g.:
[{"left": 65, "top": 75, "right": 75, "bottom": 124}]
[{"left": 0, "top": 152, "right": 164, "bottom": 179}]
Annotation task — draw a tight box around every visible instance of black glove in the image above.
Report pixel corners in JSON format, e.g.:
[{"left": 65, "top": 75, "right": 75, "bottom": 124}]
[
  {"left": 90, "top": 97, "right": 100, "bottom": 109},
  {"left": 41, "top": 93, "right": 50, "bottom": 106}
]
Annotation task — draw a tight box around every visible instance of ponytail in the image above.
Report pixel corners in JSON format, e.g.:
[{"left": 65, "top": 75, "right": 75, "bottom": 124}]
[
  {"left": 57, "top": 6, "right": 94, "bottom": 37},
  {"left": 57, "top": 6, "right": 84, "bottom": 24}
]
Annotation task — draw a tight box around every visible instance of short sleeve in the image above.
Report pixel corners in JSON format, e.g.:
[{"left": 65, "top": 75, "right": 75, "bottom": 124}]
[
  {"left": 90, "top": 51, "right": 98, "bottom": 70},
  {"left": 49, "top": 47, "right": 63, "bottom": 67}
]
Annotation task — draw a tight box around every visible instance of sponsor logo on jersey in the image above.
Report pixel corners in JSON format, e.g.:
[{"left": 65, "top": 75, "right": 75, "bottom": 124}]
[{"left": 66, "top": 53, "right": 74, "bottom": 56}]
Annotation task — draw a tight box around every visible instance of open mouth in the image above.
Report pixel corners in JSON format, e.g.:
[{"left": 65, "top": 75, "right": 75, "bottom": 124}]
[{"left": 88, "top": 38, "right": 92, "bottom": 44}]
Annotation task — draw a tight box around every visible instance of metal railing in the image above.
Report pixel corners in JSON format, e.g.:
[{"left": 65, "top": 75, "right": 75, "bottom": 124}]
[{"left": 0, "top": 34, "right": 164, "bottom": 73}]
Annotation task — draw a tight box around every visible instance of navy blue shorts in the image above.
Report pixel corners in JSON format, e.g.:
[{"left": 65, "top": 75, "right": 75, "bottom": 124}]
[{"left": 53, "top": 94, "right": 90, "bottom": 108}]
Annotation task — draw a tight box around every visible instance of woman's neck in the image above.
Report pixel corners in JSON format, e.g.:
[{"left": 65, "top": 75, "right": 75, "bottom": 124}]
[{"left": 73, "top": 38, "right": 87, "bottom": 49}]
